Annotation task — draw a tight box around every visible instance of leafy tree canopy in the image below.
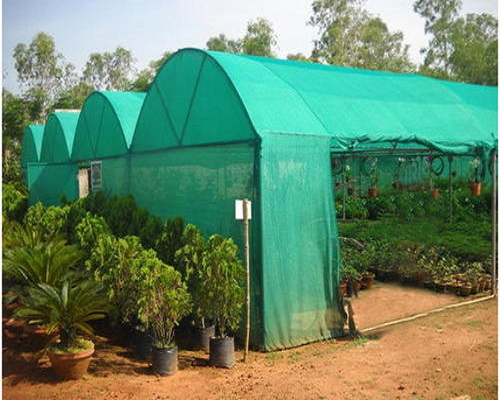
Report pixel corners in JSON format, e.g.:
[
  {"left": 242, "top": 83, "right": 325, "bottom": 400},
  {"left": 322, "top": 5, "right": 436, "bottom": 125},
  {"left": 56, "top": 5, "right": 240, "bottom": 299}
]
[
  {"left": 309, "top": 0, "right": 414, "bottom": 72},
  {"left": 414, "top": 0, "right": 497, "bottom": 85},
  {"left": 206, "top": 17, "right": 277, "bottom": 57}
]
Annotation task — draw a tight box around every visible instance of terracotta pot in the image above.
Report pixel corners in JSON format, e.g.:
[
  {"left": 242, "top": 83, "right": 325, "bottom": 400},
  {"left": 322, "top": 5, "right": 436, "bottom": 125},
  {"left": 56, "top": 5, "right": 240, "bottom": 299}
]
[
  {"left": 47, "top": 342, "right": 95, "bottom": 380},
  {"left": 361, "top": 272, "right": 375, "bottom": 290},
  {"left": 347, "top": 187, "right": 355, "bottom": 196},
  {"left": 368, "top": 188, "right": 378, "bottom": 198},
  {"left": 340, "top": 281, "right": 348, "bottom": 297},
  {"left": 470, "top": 182, "right": 481, "bottom": 196},
  {"left": 392, "top": 181, "right": 402, "bottom": 189},
  {"left": 431, "top": 189, "right": 440, "bottom": 199}
]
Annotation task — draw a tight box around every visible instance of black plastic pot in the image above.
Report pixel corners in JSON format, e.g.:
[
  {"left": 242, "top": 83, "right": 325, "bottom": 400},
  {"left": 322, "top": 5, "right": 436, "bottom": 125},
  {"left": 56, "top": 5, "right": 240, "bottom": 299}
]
[
  {"left": 195, "top": 325, "right": 215, "bottom": 352},
  {"left": 209, "top": 336, "right": 235, "bottom": 368},
  {"left": 152, "top": 346, "right": 178, "bottom": 376}
]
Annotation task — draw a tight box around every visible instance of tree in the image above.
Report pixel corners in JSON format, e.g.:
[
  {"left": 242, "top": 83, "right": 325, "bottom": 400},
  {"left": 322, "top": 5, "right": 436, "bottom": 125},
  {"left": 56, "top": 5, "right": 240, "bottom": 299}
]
[
  {"left": 54, "top": 82, "right": 95, "bottom": 109},
  {"left": 414, "top": 0, "right": 498, "bottom": 85},
  {"left": 206, "top": 34, "right": 242, "bottom": 53},
  {"left": 130, "top": 51, "right": 172, "bottom": 92},
  {"left": 449, "top": 13, "right": 498, "bottom": 85},
  {"left": 287, "top": 53, "right": 312, "bottom": 62},
  {"left": 13, "top": 32, "right": 76, "bottom": 121},
  {"left": 413, "top": 0, "right": 462, "bottom": 79},
  {"left": 206, "top": 17, "right": 277, "bottom": 57},
  {"left": 83, "top": 47, "right": 135, "bottom": 91},
  {"left": 2, "top": 90, "right": 30, "bottom": 184},
  {"left": 242, "top": 18, "right": 277, "bottom": 57},
  {"left": 309, "top": 0, "right": 413, "bottom": 72}
]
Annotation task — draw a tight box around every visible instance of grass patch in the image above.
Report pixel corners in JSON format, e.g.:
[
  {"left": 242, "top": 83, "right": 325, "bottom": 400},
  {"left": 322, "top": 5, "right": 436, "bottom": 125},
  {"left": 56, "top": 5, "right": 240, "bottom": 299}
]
[{"left": 465, "top": 320, "right": 484, "bottom": 328}]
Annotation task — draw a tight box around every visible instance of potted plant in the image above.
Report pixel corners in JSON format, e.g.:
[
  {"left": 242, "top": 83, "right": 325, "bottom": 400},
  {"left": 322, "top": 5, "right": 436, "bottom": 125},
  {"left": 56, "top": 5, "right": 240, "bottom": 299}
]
[
  {"left": 15, "top": 280, "right": 107, "bottom": 380},
  {"left": 367, "top": 158, "right": 379, "bottom": 198},
  {"left": 198, "top": 235, "right": 245, "bottom": 369},
  {"left": 341, "top": 265, "right": 362, "bottom": 298},
  {"left": 137, "top": 258, "right": 191, "bottom": 376},
  {"left": 426, "top": 156, "right": 440, "bottom": 199},
  {"left": 175, "top": 224, "right": 215, "bottom": 352},
  {"left": 343, "top": 164, "right": 355, "bottom": 195},
  {"left": 392, "top": 157, "right": 405, "bottom": 189},
  {"left": 469, "top": 157, "right": 482, "bottom": 196}
]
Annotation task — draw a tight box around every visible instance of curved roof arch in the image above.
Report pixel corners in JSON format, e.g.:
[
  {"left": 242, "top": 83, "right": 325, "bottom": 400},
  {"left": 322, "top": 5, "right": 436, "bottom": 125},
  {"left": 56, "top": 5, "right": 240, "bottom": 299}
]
[
  {"left": 39, "top": 112, "right": 80, "bottom": 163},
  {"left": 72, "top": 91, "right": 146, "bottom": 161},
  {"left": 21, "top": 124, "right": 44, "bottom": 168},
  {"left": 132, "top": 48, "right": 497, "bottom": 155},
  {"left": 131, "top": 48, "right": 256, "bottom": 153}
]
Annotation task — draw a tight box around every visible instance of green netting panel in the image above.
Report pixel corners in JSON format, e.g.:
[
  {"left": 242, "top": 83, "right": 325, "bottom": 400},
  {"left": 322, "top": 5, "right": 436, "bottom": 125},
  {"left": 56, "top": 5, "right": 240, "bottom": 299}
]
[
  {"left": 128, "top": 143, "right": 264, "bottom": 345},
  {"left": 72, "top": 91, "right": 145, "bottom": 161},
  {"left": 27, "top": 162, "right": 78, "bottom": 206},
  {"left": 98, "top": 157, "right": 131, "bottom": 196},
  {"left": 131, "top": 49, "right": 255, "bottom": 153},
  {"left": 21, "top": 125, "right": 44, "bottom": 168},
  {"left": 207, "top": 50, "right": 497, "bottom": 156},
  {"left": 40, "top": 112, "right": 80, "bottom": 163},
  {"left": 259, "top": 133, "right": 345, "bottom": 350}
]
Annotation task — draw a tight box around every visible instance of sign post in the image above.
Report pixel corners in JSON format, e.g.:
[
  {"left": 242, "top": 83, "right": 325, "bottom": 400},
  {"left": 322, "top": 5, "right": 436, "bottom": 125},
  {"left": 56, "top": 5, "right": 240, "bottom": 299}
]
[{"left": 235, "top": 199, "right": 251, "bottom": 362}]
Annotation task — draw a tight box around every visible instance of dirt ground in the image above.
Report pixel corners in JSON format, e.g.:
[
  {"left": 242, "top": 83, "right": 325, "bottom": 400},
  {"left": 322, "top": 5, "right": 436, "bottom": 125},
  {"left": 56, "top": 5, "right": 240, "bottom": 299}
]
[{"left": 3, "top": 282, "right": 498, "bottom": 400}]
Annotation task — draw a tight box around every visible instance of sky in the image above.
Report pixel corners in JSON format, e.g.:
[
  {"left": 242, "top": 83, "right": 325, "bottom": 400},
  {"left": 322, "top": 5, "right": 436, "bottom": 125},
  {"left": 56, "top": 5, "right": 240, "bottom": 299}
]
[{"left": 2, "top": 0, "right": 498, "bottom": 94}]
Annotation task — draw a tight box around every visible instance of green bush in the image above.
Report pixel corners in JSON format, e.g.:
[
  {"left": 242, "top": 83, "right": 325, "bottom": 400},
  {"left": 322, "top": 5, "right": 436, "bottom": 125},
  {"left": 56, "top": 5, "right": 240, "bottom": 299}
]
[{"left": 2, "top": 182, "right": 28, "bottom": 223}]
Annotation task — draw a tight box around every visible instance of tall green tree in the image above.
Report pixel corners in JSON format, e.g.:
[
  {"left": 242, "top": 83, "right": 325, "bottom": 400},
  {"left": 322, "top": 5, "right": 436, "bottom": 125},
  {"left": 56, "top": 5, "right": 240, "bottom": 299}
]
[
  {"left": 450, "top": 13, "right": 497, "bottom": 86},
  {"left": 413, "top": 0, "right": 462, "bottom": 79},
  {"left": 2, "top": 90, "right": 30, "bottom": 185},
  {"left": 242, "top": 18, "right": 277, "bottom": 57},
  {"left": 414, "top": 0, "right": 498, "bottom": 85},
  {"left": 83, "top": 47, "right": 135, "bottom": 91},
  {"left": 130, "top": 51, "right": 172, "bottom": 92},
  {"left": 13, "top": 32, "right": 76, "bottom": 121},
  {"left": 309, "top": 0, "right": 413, "bottom": 72},
  {"left": 206, "top": 17, "right": 277, "bottom": 57},
  {"left": 206, "top": 34, "right": 242, "bottom": 53}
]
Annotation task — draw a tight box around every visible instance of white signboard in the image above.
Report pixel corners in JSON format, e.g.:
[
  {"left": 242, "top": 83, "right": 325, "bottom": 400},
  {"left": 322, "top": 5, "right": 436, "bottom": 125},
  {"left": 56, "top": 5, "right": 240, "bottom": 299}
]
[{"left": 235, "top": 199, "right": 252, "bottom": 220}]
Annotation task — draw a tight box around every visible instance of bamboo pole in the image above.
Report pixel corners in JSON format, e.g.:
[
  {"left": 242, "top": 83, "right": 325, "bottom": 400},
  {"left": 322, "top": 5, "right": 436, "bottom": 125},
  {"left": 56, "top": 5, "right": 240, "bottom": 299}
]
[{"left": 243, "top": 199, "right": 251, "bottom": 362}]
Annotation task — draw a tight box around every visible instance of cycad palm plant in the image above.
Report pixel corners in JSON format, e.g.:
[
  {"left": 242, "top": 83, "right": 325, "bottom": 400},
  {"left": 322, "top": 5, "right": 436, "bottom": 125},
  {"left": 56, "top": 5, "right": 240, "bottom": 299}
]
[
  {"left": 3, "top": 236, "right": 84, "bottom": 289},
  {"left": 16, "top": 280, "right": 108, "bottom": 351}
]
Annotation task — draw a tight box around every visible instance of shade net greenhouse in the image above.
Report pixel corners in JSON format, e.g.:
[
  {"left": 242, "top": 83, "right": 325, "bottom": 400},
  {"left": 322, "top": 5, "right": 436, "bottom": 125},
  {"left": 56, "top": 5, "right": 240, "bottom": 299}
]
[
  {"left": 71, "top": 91, "right": 146, "bottom": 197},
  {"left": 25, "top": 48, "right": 497, "bottom": 351},
  {"left": 26, "top": 112, "right": 80, "bottom": 206}
]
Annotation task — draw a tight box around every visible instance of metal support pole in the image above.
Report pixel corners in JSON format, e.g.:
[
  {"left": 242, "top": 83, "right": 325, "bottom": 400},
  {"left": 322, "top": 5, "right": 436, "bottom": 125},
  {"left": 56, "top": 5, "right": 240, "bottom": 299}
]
[
  {"left": 491, "top": 152, "right": 497, "bottom": 296},
  {"left": 243, "top": 199, "right": 251, "bottom": 362}
]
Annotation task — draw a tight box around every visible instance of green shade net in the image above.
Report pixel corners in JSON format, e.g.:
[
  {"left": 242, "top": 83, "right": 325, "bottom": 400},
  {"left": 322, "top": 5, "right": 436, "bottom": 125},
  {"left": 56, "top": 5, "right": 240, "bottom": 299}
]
[
  {"left": 259, "top": 133, "right": 344, "bottom": 349},
  {"left": 21, "top": 125, "right": 44, "bottom": 168},
  {"left": 72, "top": 91, "right": 146, "bottom": 161},
  {"left": 209, "top": 50, "right": 497, "bottom": 156},
  {"left": 27, "top": 163, "right": 78, "bottom": 206},
  {"left": 39, "top": 112, "right": 80, "bottom": 163}
]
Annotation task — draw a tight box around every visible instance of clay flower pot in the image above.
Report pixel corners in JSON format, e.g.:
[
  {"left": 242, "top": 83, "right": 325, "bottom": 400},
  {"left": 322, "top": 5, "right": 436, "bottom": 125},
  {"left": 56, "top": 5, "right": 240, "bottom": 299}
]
[
  {"left": 470, "top": 182, "right": 481, "bottom": 196},
  {"left": 47, "top": 341, "right": 95, "bottom": 380}
]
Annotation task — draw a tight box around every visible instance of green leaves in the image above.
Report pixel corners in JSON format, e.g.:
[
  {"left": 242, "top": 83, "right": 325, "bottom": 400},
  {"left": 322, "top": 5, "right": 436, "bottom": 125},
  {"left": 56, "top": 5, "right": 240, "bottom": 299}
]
[
  {"left": 197, "top": 235, "right": 245, "bottom": 338},
  {"left": 15, "top": 280, "right": 108, "bottom": 349},
  {"left": 309, "top": 0, "right": 414, "bottom": 72}
]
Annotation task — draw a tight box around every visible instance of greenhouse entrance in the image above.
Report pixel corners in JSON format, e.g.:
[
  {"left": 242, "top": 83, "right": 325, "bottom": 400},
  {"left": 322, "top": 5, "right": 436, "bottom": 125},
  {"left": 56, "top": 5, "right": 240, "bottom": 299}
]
[{"left": 333, "top": 147, "right": 497, "bottom": 332}]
